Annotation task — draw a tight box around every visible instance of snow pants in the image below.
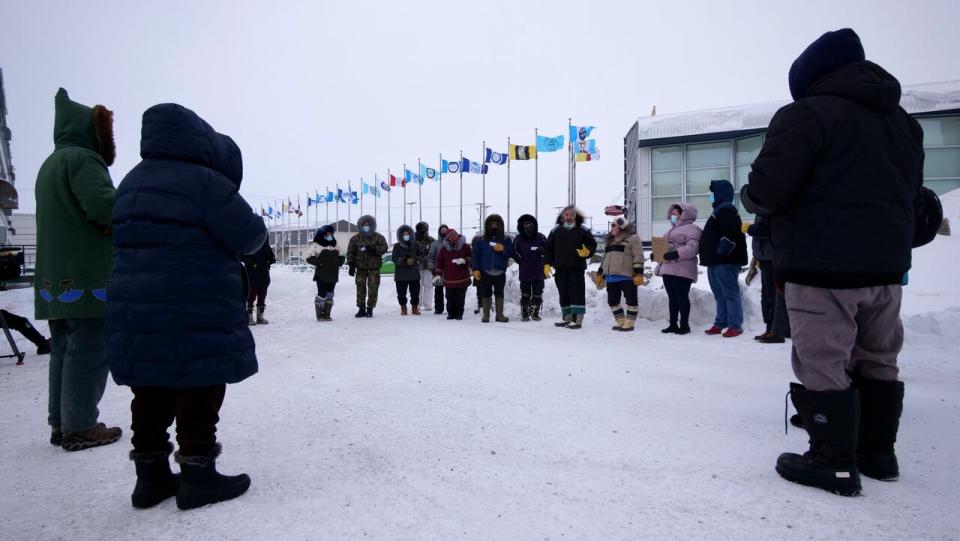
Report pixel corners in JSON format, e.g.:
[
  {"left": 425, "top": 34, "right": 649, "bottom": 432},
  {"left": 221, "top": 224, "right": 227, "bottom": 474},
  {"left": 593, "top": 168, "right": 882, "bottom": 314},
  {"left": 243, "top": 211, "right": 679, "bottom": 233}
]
[
  {"left": 786, "top": 283, "right": 903, "bottom": 392},
  {"left": 355, "top": 268, "right": 381, "bottom": 309},
  {"left": 420, "top": 270, "right": 434, "bottom": 309},
  {"left": 445, "top": 287, "right": 467, "bottom": 318}
]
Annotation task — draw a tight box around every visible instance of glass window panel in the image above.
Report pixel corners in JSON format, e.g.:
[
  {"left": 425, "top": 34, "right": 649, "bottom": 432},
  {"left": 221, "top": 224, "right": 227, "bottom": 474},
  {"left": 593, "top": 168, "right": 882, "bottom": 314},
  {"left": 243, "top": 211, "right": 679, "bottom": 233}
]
[
  {"left": 925, "top": 178, "right": 960, "bottom": 195},
  {"left": 923, "top": 147, "right": 960, "bottom": 179},
  {"left": 686, "top": 195, "right": 712, "bottom": 217},
  {"left": 652, "top": 171, "right": 682, "bottom": 196},
  {"left": 652, "top": 146, "right": 682, "bottom": 171},
  {"left": 652, "top": 197, "right": 679, "bottom": 221},
  {"left": 735, "top": 164, "right": 751, "bottom": 188},
  {"left": 735, "top": 136, "right": 762, "bottom": 165},
  {"left": 918, "top": 117, "right": 960, "bottom": 147},
  {"left": 686, "top": 141, "right": 731, "bottom": 169},
  {"left": 687, "top": 167, "right": 731, "bottom": 195}
]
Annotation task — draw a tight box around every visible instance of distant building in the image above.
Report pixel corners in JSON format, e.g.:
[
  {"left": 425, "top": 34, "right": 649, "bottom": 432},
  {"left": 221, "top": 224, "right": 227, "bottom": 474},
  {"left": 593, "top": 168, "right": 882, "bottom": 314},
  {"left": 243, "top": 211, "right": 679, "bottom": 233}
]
[
  {"left": 268, "top": 219, "right": 359, "bottom": 262},
  {"left": 624, "top": 80, "right": 960, "bottom": 240}
]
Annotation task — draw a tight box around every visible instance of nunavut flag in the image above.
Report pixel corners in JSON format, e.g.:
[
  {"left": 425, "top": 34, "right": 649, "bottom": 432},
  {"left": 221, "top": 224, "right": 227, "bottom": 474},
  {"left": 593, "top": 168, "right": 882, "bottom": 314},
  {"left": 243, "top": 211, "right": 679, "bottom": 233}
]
[{"left": 509, "top": 144, "right": 536, "bottom": 161}]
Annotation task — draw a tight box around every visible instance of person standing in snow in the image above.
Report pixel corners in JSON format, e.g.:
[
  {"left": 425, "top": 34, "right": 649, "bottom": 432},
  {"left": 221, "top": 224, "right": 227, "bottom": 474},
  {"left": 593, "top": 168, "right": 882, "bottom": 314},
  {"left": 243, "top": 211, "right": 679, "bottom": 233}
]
[
  {"left": 427, "top": 224, "right": 450, "bottom": 314},
  {"left": 742, "top": 28, "right": 924, "bottom": 497},
  {"left": 34, "top": 88, "right": 122, "bottom": 451},
  {"left": 392, "top": 225, "right": 424, "bottom": 315},
  {"left": 347, "top": 215, "right": 389, "bottom": 318},
  {"left": 239, "top": 238, "right": 276, "bottom": 325},
  {"left": 106, "top": 103, "right": 266, "bottom": 510},
  {"left": 744, "top": 215, "right": 788, "bottom": 343},
  {"left": 306, "top": 225, "right": 345, "bottom": 321},
  {"left": 597, "top": 216, "right": 644, "bottom": 332},
  {"left": 435, "top": 228, "right": 472, "bottom": 320},
  {"left": 543, "top": 206, "right": 597, "bottom": 329},
  {"left": 471, "top": 214, "right": 513, "bottom": 323},
  {"left": 654, "top": 203, "right": 701, "bottom": 335},
  {"left": 699, "top": 179, "right": 747, "bottom": 338},
  {"left": 513, "top": 214, "right": 547, "bottom": 322},
  {"left": 414, "top": 222, "right": 436, "bottom": 312}
]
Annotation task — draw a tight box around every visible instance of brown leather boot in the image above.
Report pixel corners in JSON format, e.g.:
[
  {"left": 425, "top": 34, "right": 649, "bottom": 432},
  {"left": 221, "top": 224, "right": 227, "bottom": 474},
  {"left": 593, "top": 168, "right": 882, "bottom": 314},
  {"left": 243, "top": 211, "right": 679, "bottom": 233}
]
[
  {"left": 412, "top": 304, "right": 421, "bottom": 315},
  {"left": 400, "top": 304, "right": 408, "bottom": 315}
]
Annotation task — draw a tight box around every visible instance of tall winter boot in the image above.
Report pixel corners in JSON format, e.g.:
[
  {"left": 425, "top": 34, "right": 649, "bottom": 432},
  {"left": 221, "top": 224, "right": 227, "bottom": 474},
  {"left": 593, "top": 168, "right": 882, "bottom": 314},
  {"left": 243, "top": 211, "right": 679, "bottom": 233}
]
[
  {"left": 175, "top": 444, "right": 251, "bottom": 510},
  {"left": 400, "top": 304, "right": 408, "bottom": 316},
  {"left": 566, "top": 313, "right": 584, "bottom": 330},
  {"left": 412, "top": 304, "right": 421, "bottom": 316},
  {"left": 495, "top": 297, "right": 509, "bottom": 322},
  {"left": 314, "top": 296, "right": 324, "bottom": 321},
  {"left": 355, "top": 306, "right": 367, "bottom": 318},
  {"left": 856, "top": 377, "right": 904, "bottom": 481},
  {"left": 255, "top": 306, "right": 269, "bottom": 325},
  {"left": 130, "top": 442, "right": 180, "bottom": 509},
  {"left": 247, "top": 307, "right": 257, "bottom": 326},
  {"left": 323, "top": 299, "right": 334, "bottom": 321},
  {"left": 610, "top": 305, "right": 625, "bottom": 331},
  {"left": 619, "top": 306, "right": 639, "bottom": 332},
  {"left": 776, "top": 383, "right": 861, "bottom": 496},
  {"left": 531, "top": 296, "right": 543, "bottom": 321},
  {"left": 481, "top": 298, "right": 491, "bottom": 323},
  {"left": 520, "top": 295, "right": 531, "bottom": 322}
]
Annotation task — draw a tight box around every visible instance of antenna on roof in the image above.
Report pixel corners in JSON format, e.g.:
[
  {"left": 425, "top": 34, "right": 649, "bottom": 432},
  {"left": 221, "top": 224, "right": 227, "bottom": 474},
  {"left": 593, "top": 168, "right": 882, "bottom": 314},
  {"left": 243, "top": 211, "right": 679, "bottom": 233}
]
[{"left": 650, "top": 105, "right": 657, "bottom": 116}]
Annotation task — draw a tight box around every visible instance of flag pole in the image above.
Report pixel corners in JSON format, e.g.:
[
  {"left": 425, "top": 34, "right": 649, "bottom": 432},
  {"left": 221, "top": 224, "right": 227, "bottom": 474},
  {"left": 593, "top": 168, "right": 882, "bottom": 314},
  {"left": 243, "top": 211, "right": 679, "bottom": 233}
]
[
  {"left": 347, "top": 181, "right": 353, "bottom": 233},
  {"left": 568, "top": 118, "right": 573, "bottom": 206},
  {"left": 297, "top": 194, "right": 302, "bottom": 259},
  {"left": 359, "top": 177, "right": 364, "bottom": 217},
  {"left": 402, "top": 162, "right": 407, "bottom": 226},
  {"left": 336, "top": 185, "right": 340, "bottom": 233},
  {"left": 506, "top": 136, "right": 511, "bottom": 233},
  {"left": 417, "top": 158, "right": 423, "bottom": 224},
  {"left": 373, "top": 174, "right": 378, "bottom": 227},
  {"left": 438, "top": 153, "right": 443, "bottom": 225},
  {"left": 387, "top": 169, "right": 393, "bottom": 245},
  {"left": 459, "top": 150, "right": 463, "bottom": 232},
  {"left": 325, "top": 187, "right": 330, "bottom": 227},
  {"left": 481, "top": 141, "right": 487, "bottom": 225},
  {"left": 534, "top": 127, "right": 539, "bottom": 224}
]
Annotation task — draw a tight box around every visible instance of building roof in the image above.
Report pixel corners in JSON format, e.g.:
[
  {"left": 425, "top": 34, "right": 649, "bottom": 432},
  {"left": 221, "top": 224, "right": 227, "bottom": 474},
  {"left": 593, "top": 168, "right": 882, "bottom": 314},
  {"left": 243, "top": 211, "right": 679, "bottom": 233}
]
[{"left": 632, "top": 80, "right": 960, "bottom": 143}]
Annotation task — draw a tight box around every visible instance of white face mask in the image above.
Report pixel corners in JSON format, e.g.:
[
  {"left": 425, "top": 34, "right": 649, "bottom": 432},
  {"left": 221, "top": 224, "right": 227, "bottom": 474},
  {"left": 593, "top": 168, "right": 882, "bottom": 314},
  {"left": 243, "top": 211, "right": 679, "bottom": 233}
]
[
  {"left": 670, "top": 215, "right": 679, "bottom": 225},
  {"left": 402, "top": 234, "right": 411, "bottom": 242}
]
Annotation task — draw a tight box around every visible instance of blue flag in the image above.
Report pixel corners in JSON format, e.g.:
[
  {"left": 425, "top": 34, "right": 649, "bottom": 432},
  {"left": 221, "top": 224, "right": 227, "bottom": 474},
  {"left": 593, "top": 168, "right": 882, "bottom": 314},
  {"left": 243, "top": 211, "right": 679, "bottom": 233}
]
[
  {"left": 536, "top": 134, "right": 565, "bottom": 152},
  {"left": 441, "top": 159, "right": 460, "bottom": 174},
  {"left": 421, "top": 164, "right": 439, "bottom": 181},
  {"left": 380, "top": 180, "right": 391, "bottom": 192},
  {"left": 462, "top": 157, "right": 488, "bottom": 174},
  {"left": 485, "top": 148, "right": 507, "bottom": 165},
  {"left": 405, "top": 169, "right": 423, "bottom": 185},
  {"left": 326, "top": 190, "right": 334, "bottom": 202},
  {"left": 362, "top": 183, "right": 370, "bottom": 195}
]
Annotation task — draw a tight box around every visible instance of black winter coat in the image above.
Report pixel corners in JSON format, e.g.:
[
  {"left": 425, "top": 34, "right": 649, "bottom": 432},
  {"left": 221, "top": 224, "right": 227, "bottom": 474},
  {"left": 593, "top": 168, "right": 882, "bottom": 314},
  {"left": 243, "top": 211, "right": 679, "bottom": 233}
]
[
  {"left": 306, "top": 243, "right": 344, "bottom": 285},
  {"left": 699, "top": 180, "right": 748, "bottom": 267},
  {"left": 543, "top": 212, "right": 597, "bottom": 271},
  {"left": 392, "top": 225, "right": 423, "bottom": 282},
  {"left": 240, "top": 240, "right": 276, "bottom": 289},
  {"left": 741, "top": 61, "right": 923, "bottom": 289}
]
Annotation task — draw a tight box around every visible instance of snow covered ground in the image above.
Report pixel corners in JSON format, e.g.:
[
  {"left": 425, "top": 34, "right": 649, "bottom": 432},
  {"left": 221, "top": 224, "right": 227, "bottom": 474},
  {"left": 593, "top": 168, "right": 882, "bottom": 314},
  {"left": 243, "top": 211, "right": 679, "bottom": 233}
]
[{"left": 1, "top": 195, "right": 958, "bottom": 540}]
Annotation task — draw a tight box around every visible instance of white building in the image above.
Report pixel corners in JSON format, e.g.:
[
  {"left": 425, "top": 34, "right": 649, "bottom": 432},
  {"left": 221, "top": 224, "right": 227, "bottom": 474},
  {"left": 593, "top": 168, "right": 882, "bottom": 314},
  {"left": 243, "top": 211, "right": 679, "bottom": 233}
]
[{"left": 624, "top": 80, "right": 960, "bottom": 240}]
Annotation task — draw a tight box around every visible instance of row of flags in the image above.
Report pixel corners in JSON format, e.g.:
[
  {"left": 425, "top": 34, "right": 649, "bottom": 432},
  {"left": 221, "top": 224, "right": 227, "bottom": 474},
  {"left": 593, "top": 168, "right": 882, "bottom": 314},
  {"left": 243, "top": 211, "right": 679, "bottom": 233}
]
[{"left": 255, "top": 124, "right": 599, "bottom": 219}]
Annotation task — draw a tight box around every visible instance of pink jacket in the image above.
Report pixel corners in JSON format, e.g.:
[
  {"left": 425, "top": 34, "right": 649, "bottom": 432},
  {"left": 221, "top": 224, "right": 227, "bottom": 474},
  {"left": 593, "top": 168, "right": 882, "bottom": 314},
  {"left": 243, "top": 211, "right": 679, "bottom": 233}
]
[{"left": 655, "top": 202, "right": 702, "bottom": 283}]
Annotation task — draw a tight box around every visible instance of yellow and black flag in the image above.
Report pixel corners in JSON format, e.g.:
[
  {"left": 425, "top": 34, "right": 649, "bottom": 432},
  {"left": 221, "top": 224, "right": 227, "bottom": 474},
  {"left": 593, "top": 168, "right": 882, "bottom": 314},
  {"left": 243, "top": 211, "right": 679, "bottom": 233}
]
[{"left": 509, "top": 144, "right": 536, "bottom": 161}]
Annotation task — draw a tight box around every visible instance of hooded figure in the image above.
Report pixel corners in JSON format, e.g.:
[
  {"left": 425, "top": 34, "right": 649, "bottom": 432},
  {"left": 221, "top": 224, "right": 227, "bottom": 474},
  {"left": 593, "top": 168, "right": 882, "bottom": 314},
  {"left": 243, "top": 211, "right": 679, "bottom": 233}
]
[
  {"left": 414, "top": 222, "right": 436, "bottom": 310},
  {"left": 36, "top": 88, "right": 121, "bottom": 451},
  {"left": 306, "top": 225, "right": 345, "bottom": 321},
  {"left": 513, "top": 214, "right": 548, "bottom": 321},
  {"left": 392, "top": 225, "right": 424, "bottom": 314},
  {"left": 107, "top": 103, "right": 266, "bottom": 510},
  {"left": 471, "top": 214, "right": 513, "bottom": 322},
  {"left": 347, "top": 214, "right": 389, "bottom": 317},
  {"left": 655, "top": 203, "right": 702, "bottom": 335},
  {"left": 427, "top": 223, "right": 450, "bottom": 313},
  {"left": 599, "top": 216, "right": 644, "bottom": 331},
  {"left": 543, "top": 205, "right": 597, "bottom": 329},
  {"left": 698, "top": 179, "right": 746, "bottom": 337},
  {"left": 239, "top": 238, "right": 277, "bottom": 324},
  {"left": 435, "top": 228, "right": 473, "bottom": 319},
  {"left": 742, "top": 28, "right": 922, "bottom": 496}
]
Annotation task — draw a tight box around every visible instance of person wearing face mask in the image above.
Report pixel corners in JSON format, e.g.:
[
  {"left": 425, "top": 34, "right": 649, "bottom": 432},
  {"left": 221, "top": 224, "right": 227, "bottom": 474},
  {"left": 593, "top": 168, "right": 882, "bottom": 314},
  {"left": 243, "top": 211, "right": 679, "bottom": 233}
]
[
  {"left": 414, "top": 222, "right": 436, "bottom": 312},
  {"left": 513, "top": 214, "right": 547, "bottom": 321},
  {"left": 543, "top": 205, "right": 597, "bottom": 329},
  {"left": 435, "top": 228, "right": 472, "bottom": 319},
  {"left": 427, "top": 224, "right": 450, "bottom": 314},
  {"left": 347, "top": 215, "right": 389, "bottom": 317},
  {"left": 471, "top": 214, "right": 514, "bottom": 323},
  {"left": 654, "top": 203, "right": 701, "bottom": 334},
  {"left": 699, "top": 180, "right": 748, "bottom": 337},
  {"left": 392, "top": 225, "right": 425, "bottom": 315},
  {"left": 598, "top": 216, "right": 644, "bottom": 331},
  {"left": 306, "top": 225, "right": 345, "bottom": 321}
]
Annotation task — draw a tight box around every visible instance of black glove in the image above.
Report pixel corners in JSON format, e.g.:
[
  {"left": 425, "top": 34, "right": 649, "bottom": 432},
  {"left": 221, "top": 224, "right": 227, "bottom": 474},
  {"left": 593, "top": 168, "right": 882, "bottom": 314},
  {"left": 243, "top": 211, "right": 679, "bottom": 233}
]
[
  {"left": 663, "top": 250, "right": 679, "bottom": 262},
  {"left": 649, "top": 252, "right": 657, "bottom": 262},
  {"left": 348, "top": 264, "right": 356, "bottom": 277}
]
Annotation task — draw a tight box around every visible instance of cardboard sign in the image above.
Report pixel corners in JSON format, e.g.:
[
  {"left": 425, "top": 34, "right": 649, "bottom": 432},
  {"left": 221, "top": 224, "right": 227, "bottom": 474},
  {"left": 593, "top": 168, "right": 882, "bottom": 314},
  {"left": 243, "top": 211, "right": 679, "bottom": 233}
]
[{"left": 651, "top": 236, "right": 669, "bottom": 263}]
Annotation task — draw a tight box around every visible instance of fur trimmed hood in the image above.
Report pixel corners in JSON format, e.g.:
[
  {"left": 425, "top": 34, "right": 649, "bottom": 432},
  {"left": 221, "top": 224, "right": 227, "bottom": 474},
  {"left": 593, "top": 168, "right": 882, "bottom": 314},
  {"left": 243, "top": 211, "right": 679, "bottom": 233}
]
[
  {"left": 357, "top": 214, "right": 377, "bottom": 233},
  {"left": 483, "top": 214, "right": 506, "bottom": 240},
  {"left": 54, "top": 88, "right": 116, "bottom": 166},
  {"left": 554, "top": 205, "right": 585, "bottom": 227}
]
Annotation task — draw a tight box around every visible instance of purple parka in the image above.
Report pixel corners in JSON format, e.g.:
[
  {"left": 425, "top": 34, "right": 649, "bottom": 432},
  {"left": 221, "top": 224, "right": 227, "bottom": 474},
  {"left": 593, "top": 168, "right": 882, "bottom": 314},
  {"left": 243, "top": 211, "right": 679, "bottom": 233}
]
[{"left": 655, "top": 202, "right": 702, "bottom": 282}]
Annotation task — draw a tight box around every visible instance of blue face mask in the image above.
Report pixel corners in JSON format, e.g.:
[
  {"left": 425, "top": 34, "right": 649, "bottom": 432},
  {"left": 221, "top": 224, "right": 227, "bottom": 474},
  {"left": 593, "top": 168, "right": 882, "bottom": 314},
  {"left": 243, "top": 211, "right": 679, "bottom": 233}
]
[
  {"left": 402, "top": 234, "right": 411, "bottom": 242},
  {"left": 324, "top": 235, "right": 333, "bottom": 241},
  {"left": 563, "top": 222, "right": 575, "bottom": 230},
  {"left": 670, "top": 215, "right": 679, "bottom": 225},
  {"left": 361, "top": 225, "right": 371, "bottom": 233},
  {"left": 709, "top": 194, "right": 716, "bottom": 204}
]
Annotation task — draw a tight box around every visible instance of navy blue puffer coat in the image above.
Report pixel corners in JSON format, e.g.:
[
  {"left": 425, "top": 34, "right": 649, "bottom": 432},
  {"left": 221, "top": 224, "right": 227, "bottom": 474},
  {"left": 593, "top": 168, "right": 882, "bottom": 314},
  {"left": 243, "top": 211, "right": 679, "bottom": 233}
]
[{"left": 106, "top": 103, "right": 267, "bottom": 389}]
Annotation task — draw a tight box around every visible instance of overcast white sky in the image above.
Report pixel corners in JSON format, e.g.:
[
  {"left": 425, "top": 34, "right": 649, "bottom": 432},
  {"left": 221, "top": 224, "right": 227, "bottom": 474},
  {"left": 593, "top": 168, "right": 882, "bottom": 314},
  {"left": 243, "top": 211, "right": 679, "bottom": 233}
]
[{"left": 3, "top": 0, "right": 959, "bottom": 234}]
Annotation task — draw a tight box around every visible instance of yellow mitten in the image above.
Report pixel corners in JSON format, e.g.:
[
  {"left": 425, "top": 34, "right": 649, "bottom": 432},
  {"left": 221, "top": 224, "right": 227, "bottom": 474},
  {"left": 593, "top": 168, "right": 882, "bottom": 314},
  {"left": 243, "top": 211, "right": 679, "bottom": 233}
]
[
  {"left": 633, "top": 275, "right": 645, "bottom": 287},
  {"left": 594, "top": 273, "right": 606, "bottom": 288},
  {"left": 741, "top": 223, "right": 751, "bottom": 234},
  {"left": 543, "top": 264, "right": 553, "bottom": 278},
  {"left": 473, "top": 270, "right": 482, "bottom": 281},
  {"left": 493, "top": 243, "right": 505, "bottom": 253},
  {"left": 575, "top": 244, "right": 590, "bottom": 258}
]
